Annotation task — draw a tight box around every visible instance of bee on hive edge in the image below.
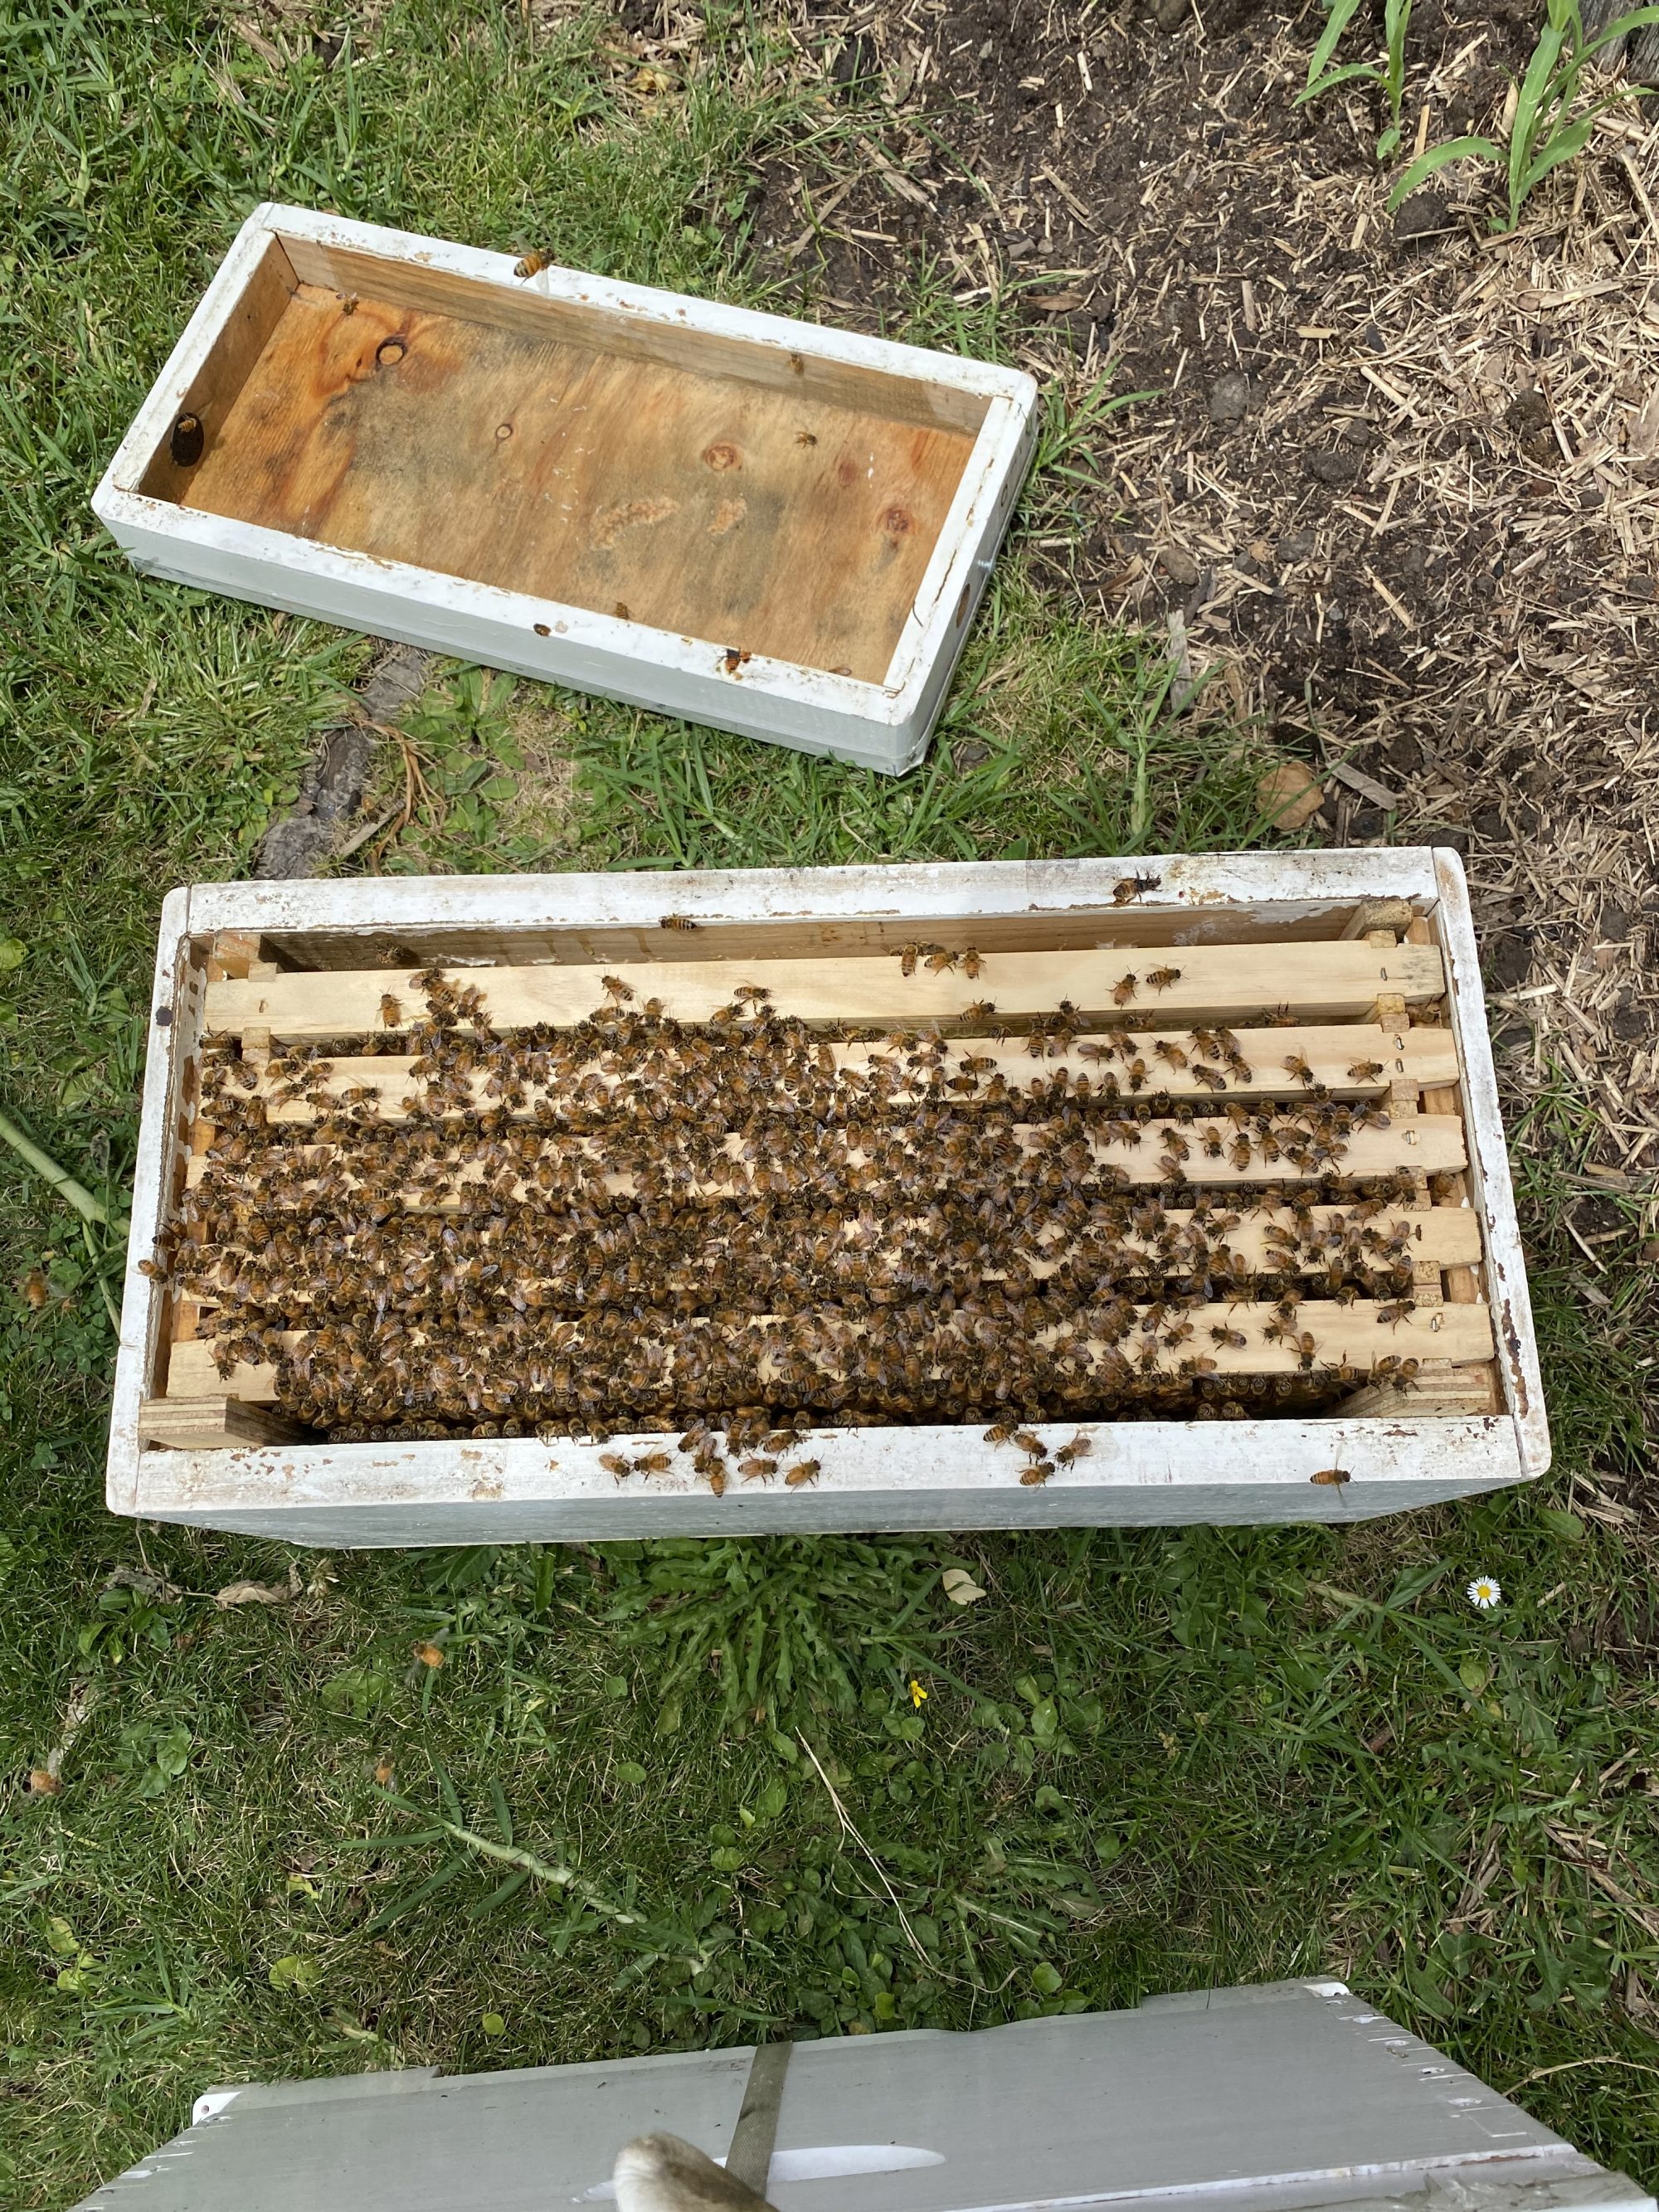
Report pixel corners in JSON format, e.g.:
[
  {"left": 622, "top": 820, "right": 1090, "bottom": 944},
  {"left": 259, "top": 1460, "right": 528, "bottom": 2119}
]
[{"left": 514, "top": 248, "right": 553, "bottom": 280}]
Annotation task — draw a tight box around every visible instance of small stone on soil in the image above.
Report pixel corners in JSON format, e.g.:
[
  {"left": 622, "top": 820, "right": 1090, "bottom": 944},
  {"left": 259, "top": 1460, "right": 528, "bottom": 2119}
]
[
  {"left": 1393, "top": 187, "right": 1449, "bottom": 240},
  {"left": 1506, "top": 389, "right": 1552, "bottom": 432},
  {"left": 1159, "top": 546, "right": 1200, "bottom": 586},
  {"left": 1484, "top": 930, "right": 1534, "bottom": 989},
  {"left": 1305, "top": 447, "right": 1360, "bottom": 488},
  {"left": 1207, "top": 371, "right": 1253, "bottom": 423}
]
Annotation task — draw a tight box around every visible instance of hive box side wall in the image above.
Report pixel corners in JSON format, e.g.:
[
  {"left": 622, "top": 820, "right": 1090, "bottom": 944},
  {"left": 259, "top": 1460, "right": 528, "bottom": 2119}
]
[
  {"left": 128, "top": 1422, "right": 1525, "bottom": 1548},
  {"left": 1429, "top": 850, "right": 1550, "bottom": 1476},
  {"left": 91, "top": 205, "right": 1039, "bottom": 773},
  {"left": 110, "top": 853, "right": 1535, "bottom": 1540},
  {"left": 109, "top": 887, "right": 203, "bottom": 1514}
]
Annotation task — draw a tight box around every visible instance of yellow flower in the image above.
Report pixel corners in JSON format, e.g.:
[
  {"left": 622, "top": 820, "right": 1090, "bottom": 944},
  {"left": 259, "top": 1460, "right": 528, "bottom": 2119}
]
[{"left": 908, "top": 1678, "right": 928, "bottom": 1708}]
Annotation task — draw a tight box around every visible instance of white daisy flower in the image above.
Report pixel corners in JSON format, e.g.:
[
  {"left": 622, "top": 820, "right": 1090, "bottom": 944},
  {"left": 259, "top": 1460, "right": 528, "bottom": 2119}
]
[{"left": 1467, "top": 1574, "right": 1502, "bottom": 1611}]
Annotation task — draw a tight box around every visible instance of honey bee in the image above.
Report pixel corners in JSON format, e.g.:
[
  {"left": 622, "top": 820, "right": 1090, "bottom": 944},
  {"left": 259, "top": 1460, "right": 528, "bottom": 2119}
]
[
  {"left": 1375, "top": 1300, "right": 1415, "bottom": 1327},
  {"left": 1209, "top": 1325, "right": 1248, "bottom": 1348},
  {"left": 634, "top": 1450, "right": 672, "bottom": 1473},
  {"left": 1347, "top": 1059, "right": 1385, "bottom": 1082},
  {"left": 1113, "top": 973, "right": 1138, "bottom": 1007},
  {"left": 898, "top": 943, "right": 922, "bottom": 976},
  {"left": 1013, "top": 1428, "right": 1044, "bottom": 1454},
  {"left": 1146, "top": 966, "right": 1182, "bottom": 993},
  {"left": 961, "top": 948, "right": 984, "bottom": 980},
  {"left": 984, "top": 1421, "right": 1017, "bottom": 1444},
  {"left": 601, "top": 975, "right": 635, "bottom": 1002},
  {"left": 1019, "top": 1460, "right": 1054, "bottom": 1485},
  {"left": 1310, "top": 1466, "right": 1351, "bottom": 1485},
  {"left": 924, "top": 948, "right": 956, "bottom": 975},
  {"left": 739, "top": 1456, "right": 777, "bottom": 1480},
  {"left": 660, "top": 914, "right": 699, "bottom": 932},
  {"left": 514, "top": 247, "right": 553, "bottom": 279},
  {"left": 733, "top": 984, "right": 771, "bottom": 1006},
  {"left": 1154, "top": 1039, "right": 1189, "bottom": 1071},
  {"left": 1193, "top": 1066, "right": 1226, "bottom": 1091},
  {"left": 1053, "top": 1434, "right": 1092, "bottom": 1465},
  {"left": 1283, "top": 1053, "right": 1316, "bottom": 1087},
  {"left": 380, "top": 993, "right": 403, "bottom": 1028},
  {"left": 1112, "top": 874, "right": 1160, "bottom": 903},
  {"left": 599, "top": 1451, "right": 631, "bottom": 1476},
  {"left": 708, "top": 1467, "right": 727, "bottom": 1495},
  {"left": 963, "top": 999, "right": 996, "bottom": 1022},
  {"left": 785, "top": 1458, "right": 821, "bottom": 1486}
]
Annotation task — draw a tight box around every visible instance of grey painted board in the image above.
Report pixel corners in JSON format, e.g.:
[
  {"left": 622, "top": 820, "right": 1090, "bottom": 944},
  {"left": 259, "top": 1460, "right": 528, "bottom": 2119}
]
[{"left": 74, "top": 1984, "right": 1650, "bottom": 2212}]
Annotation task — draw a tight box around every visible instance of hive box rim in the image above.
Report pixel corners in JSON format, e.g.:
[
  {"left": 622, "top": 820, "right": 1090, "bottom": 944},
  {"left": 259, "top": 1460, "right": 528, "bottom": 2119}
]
[
  {"left": 109, "top": 850, "right": 1548, "bottom": 1544},
  {"left": 90, "top": 203, "right": 1039, "bottom": 771}
]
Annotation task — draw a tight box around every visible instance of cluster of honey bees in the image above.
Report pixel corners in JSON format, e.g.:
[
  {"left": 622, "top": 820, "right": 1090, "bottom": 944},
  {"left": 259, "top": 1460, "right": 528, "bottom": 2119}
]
[{"left": 156, "top": 961, "right": 1431, "bottom": 1488}]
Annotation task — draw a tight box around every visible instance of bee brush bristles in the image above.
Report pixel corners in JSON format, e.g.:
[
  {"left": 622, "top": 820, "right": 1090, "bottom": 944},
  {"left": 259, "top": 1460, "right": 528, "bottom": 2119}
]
[{"left": 613, "top": 2136, "right": 778, "bottom": 2212}]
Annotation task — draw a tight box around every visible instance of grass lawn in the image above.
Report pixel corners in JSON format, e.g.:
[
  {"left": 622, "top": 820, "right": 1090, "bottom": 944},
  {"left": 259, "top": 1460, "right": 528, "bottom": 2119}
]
[{"left": 2, "top": 4, "right": 1657, "bottom": 2203}]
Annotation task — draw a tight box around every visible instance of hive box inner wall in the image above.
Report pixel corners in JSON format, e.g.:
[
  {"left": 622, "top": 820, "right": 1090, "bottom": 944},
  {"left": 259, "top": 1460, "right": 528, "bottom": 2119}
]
[{"left": 132, "top": 232, "right": 987, "bottom": 685}]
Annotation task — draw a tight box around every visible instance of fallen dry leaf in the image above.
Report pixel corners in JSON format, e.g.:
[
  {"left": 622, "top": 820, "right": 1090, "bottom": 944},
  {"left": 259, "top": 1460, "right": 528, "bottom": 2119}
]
[
  {"left": 215, "top": 1578, "right": 292, "bottom": 1608},
  {"left": 27, "top": 1767, "right": 61, "bottom": 1796},
  {"left": 941, "top": 1567, "right": 988, "bottom": 1606},
  {"left": 1257, "top": 761, "right": 1325, "bottom": 830},
  {"left": 412, "top": 1641, "right": 445, "bottom": 1669}
]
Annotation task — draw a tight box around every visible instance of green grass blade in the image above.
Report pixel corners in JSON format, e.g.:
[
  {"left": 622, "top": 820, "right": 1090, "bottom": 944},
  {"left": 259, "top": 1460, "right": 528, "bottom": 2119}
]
[{"left": 1386, "top": 135, "right": 1505, "bottom": 207}]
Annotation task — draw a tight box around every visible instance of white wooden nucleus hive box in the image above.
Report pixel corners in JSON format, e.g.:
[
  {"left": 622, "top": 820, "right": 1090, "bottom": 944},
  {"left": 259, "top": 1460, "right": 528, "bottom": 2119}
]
[
  {"left": 91, "top": 204, "right": 1038, "bottom": 773},
  {"left": 109, "top": 852, "right": 1546, "bottom": 1547}
]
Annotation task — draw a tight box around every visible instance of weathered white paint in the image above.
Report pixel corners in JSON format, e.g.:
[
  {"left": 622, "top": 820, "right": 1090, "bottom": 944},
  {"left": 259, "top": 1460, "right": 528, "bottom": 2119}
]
[
  {"left": 1431, "top": 848, "right": 1549, "bottom": 1476},
  {"left": 142, "top": 848, "right": 1447, "bottom": 942},
  {"left": 109, "top": 853, "right": 1542, "bottom": 1545},
  {"left": 90, "top": 205, "right": 1039, "bottom": 774}
]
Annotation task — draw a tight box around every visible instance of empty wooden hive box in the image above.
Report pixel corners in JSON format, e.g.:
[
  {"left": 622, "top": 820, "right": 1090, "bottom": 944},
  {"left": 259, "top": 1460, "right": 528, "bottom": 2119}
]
[
  {"left": 109, "top": 852, "right": 1546, "bottom": 1546},
  {"left": 91, "top": 204, "right": 1038, "bottom": 774}
]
